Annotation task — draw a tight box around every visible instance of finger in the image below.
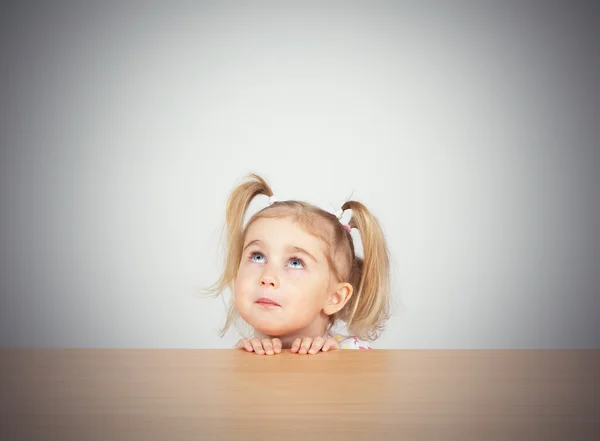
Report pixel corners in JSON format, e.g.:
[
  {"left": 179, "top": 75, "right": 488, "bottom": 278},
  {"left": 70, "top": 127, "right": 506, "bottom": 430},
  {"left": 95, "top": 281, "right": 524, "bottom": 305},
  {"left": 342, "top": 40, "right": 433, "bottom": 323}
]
[
  {"left": 250, "top": 338, "right": 265, "bottom": 355},
  {"left": 262, "top": 339, "right": 274, "bottom": 355},
  {"left": 236, "top": 338, "right": 253, "bottom": 352},
  {"left": 290, "top": 338, "right": 302, "bottom": 353},
  {"left": 272, "top": 338, "right": 282, "bottom": 354},
  {"left": 322, "top": 338, "right": 340, "bottom": 352},
  {"left": 298, "top": 337, "right": 312, "bottom": 354},
  {"left": 308, "top": 337, "right": 325, "bottom": 354}
]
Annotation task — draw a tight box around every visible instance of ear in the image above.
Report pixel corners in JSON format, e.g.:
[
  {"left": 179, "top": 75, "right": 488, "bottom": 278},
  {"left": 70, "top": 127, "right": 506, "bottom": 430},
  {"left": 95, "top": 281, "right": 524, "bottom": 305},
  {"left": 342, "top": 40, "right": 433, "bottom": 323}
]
[{"left": 323, "top": 282, "right": 353, "bottom": 316}]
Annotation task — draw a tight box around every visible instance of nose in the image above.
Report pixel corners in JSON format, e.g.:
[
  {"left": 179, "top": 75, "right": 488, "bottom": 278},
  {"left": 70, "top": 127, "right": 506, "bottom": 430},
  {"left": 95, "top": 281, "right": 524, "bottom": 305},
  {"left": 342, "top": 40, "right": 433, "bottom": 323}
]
[{"left": 260, "top": 269, "right": 279, "bottom": 289}]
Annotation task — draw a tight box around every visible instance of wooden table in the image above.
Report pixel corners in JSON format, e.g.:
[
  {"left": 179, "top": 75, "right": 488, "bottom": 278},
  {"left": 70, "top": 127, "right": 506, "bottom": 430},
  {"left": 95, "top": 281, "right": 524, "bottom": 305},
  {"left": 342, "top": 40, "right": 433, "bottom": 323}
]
[{"left": 1, "top": 349, "right": 598, "bottom": 440}]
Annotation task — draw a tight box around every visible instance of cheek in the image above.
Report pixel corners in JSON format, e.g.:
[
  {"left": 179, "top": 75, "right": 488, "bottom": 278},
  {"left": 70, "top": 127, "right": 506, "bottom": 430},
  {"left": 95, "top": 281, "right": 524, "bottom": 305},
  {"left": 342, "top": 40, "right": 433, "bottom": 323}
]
[
  {"left": 237, "top": 260, "right": 264, "bottom": 277},
  {"left": 233, "top": 267, "right": 252, "bottom": 301},
  {"left": 287, "top": 275, "right": 329, "bottom": 309},
  {"left": 233, "top": 277, "right": 254, "bottom": 321},
  {"left": 234, "top": 263, "right": 267, "bottom": 299},
  {"left": 235, "top": 262, "right": 258, "bottom": 284},
  {"left": 235, "top": 270, "right": 252, "bottom": 289}
]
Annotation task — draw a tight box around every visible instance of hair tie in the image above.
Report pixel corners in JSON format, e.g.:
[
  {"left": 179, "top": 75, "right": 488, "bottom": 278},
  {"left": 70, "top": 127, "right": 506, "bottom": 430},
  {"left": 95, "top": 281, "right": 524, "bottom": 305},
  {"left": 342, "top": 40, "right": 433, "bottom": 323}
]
[{"left": 343, "top": 224, "right": 352, "bottom": 233}]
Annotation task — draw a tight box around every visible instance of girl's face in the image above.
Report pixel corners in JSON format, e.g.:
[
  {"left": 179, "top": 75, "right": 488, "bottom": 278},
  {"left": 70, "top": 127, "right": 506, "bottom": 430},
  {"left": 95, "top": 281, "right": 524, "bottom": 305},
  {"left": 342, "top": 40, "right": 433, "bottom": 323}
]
[{"left": 234, "top": 216, "right": 333, "bottom": 337}]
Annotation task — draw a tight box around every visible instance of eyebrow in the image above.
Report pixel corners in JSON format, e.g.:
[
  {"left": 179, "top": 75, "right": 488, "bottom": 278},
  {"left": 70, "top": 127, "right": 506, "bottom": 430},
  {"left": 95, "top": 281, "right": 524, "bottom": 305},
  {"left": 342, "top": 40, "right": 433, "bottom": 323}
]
[{"left": 242, "top": 239, "right": 320, "bottom": 264}]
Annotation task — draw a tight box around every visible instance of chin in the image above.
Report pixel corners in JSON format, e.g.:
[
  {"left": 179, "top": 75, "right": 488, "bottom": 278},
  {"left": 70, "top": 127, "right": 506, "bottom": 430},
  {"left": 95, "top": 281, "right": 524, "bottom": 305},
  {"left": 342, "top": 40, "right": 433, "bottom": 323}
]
[
  {"left": 248, "top": 315, "right": 297, "bottom": 337},
  {"left": 250, "top": 320, "right": 287, "bottom": 337}
]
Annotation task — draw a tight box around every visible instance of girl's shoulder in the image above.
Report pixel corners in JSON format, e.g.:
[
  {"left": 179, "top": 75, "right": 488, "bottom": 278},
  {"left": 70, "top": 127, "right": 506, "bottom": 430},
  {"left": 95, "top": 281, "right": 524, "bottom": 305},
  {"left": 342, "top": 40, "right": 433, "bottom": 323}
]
[{"left": 326, "top": 331, "right": 373, "bottom": 350}]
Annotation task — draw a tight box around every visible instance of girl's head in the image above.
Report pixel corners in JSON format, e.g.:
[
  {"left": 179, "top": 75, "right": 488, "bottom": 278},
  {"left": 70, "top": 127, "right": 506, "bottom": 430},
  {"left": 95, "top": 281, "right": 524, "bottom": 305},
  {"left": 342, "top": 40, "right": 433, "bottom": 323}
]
[
  {"left": 205, "top": 173, "right": 390, "bottom": 341},
  {"left": 235, "top": 215, "right": 352, "bottom": 339}
]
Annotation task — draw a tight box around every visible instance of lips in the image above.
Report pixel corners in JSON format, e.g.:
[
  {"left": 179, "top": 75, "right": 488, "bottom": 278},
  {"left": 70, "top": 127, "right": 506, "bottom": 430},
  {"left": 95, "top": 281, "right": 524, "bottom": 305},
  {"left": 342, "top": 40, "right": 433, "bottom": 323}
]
[{"left": 255, "top": 297, "right": 281, "bottom": 307}]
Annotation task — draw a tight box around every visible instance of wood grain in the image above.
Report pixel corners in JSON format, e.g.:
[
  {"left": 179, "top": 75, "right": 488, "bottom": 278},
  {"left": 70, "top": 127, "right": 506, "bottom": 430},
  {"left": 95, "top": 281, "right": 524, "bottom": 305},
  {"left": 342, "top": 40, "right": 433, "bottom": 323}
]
[{"left": 1, "top": 349, "right": 598, "bottom": 440}]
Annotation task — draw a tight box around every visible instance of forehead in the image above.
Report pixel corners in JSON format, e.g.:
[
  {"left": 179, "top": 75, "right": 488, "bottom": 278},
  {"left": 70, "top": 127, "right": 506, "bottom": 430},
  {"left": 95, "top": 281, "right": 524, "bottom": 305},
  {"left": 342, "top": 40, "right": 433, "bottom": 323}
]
[{"left": 244, "top": 217, "right": 326, "bottom": 254}]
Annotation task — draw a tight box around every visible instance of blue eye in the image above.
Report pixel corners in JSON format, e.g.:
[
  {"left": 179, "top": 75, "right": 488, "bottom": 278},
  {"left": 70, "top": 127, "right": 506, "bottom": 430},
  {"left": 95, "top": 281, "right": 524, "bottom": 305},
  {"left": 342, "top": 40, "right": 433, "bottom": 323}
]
[
  {"left": 288, "top": 257, "right": 305, "bottom": 269},
  {"left": 250, "top": 252, "right": 265, "bottom": 263}
]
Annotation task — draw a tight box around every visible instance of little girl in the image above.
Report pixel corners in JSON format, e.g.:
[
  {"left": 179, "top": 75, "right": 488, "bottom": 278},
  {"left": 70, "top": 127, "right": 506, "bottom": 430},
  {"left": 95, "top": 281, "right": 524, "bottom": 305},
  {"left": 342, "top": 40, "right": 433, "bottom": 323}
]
[{"left": 203, "top": 173, "right": 391, "bottom": 354}]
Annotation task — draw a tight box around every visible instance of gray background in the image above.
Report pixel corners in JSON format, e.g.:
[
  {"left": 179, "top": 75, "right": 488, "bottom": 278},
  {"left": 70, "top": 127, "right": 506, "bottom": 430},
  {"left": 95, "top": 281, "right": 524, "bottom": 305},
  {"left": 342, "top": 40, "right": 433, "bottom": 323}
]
[{"left": 1, "top": 1, "right": 598, "bottom": 349}]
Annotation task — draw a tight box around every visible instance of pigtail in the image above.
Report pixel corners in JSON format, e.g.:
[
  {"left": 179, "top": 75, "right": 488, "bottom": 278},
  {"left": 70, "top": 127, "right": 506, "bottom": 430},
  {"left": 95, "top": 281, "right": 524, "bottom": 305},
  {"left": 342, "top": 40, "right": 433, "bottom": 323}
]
[
  {"left": 340, "top": 200, "right": 391, "bottom": 340},
  {"left": 201, "top": 173, "right": 274, "bottom": 336}
]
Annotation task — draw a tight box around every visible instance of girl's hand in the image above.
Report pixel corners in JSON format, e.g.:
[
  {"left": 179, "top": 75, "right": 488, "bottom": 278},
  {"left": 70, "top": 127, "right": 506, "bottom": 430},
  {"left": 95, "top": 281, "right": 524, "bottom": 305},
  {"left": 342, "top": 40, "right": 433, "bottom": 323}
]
[
  {"left": 290, "top": 337, "right": 340, "bottom": 354},
  {"left": 235, "top": 337, "right": 282, "bottom": 355}
]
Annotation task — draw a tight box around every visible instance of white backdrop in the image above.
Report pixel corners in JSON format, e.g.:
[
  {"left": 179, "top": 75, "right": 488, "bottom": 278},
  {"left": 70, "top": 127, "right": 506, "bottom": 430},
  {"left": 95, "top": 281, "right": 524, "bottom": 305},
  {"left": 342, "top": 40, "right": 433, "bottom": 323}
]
[{"left": 1, "top": 1, "right": 598, "bottom": 348}]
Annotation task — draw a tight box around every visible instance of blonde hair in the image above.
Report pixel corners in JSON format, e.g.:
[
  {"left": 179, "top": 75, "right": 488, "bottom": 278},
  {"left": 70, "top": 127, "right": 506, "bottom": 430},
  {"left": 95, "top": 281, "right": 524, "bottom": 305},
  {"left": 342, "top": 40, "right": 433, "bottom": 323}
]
[{"left": 202, "top": 173, "right": 391, "bottom": 341}]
